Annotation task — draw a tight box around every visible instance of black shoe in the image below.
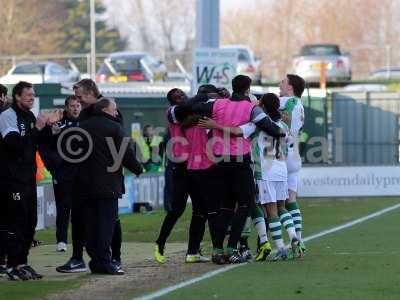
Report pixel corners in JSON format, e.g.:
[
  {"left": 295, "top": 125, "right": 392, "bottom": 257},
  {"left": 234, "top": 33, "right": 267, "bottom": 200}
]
[
  {"left": 227, "top": 251, "right": 248, "bottom": 264},
  {"left": 239, "top": 245, "right": 253, "bottom": 261},
  {"left": 56, "top": 258, "right": 87, "bottom": 273},
  {"left": 21, "top": 266, "right": 43, "bottom": 280},
  {"left": 6, "top": 267, "right": 31, "bottom": 281},
  {"left": 111, "top": 259, "right": 122, "bottom": 271},
  {"left": 32, "top": 240, "right": 42, "bottom": 247},
  {"left": 109, "top": 265, "right": 125, "bottom": 275},
  {"left": 90, "top": 261, "right": 125, "bottom": 275},
  {"left": 20, "top": 265, "right": 43, "bottom": 279}
]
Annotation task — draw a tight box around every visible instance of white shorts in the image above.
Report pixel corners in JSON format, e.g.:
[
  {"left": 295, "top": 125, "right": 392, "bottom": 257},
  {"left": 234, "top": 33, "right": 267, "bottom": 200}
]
[
  {"left": 257, "top": 180, "right": 288, "bottom": 204},
  {"left": 287, "top": 171, "right": 299, "bottom": 192},
  {"left": 287, "top": 152, "right": 302, "bottom": 192}
]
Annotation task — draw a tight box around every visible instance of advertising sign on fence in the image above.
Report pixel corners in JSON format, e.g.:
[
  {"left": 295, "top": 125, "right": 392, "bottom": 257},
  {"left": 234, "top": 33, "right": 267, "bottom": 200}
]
[
  {"left": 36, "top": 186, "right": 45, "bottom": 230},
  {"left": 298, "top": 166, "right": 400, "bottom": 197},
  {"left": 192, "top": 48, "right": 238, "bottom": 93}
]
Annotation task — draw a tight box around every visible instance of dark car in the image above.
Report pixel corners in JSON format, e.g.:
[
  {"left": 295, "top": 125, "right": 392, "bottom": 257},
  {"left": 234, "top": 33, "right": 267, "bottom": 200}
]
[{"left": 96, "top": 52, "right": 167, "bottom": 83}]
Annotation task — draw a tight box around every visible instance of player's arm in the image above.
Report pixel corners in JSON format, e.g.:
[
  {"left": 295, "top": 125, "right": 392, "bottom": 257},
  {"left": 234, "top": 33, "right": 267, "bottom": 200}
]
[
  {"left": 251, "top": 106, "right": 286, "bottom": 137},
  {"left": 0, "top": 111, "right": 24, "bottom": 156},
  {"left": 289, "top": 105, "right": 304, "bottom": 136},
  {"left": 198, "top": 117, "right": 255, "bottom": 137},
  {"left": 167, "top": 94, "right": 212, "bottom": 123}
]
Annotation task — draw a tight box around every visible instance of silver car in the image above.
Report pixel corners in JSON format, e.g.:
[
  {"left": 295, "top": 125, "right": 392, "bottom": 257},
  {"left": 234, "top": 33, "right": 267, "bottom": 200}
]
[
  {"left": 0, "top": 61, "right": 80, "bottom": 84},
  {"left": 293, "top": 44, "right": 351, "bottom": 83},
  {"left": 222, "top": 45, "right": 262, "bottom": 84}
]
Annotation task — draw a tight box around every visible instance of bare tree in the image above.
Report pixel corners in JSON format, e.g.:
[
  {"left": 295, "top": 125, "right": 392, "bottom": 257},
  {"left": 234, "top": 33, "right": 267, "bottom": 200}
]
[
  {"left": 221, "top": 0, "right": 400, "bottom": 80},
  {"left": 103, "top": 0, "right": 195, "bottom": 58},
  {"left": 0, "top": 0, "right": 64, "bottom": 56}
]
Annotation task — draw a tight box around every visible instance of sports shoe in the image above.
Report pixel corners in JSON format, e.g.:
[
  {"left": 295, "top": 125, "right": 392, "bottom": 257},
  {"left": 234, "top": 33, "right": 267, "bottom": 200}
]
[
  {"left": 154, "top": 244, "right": 166, "bottom": 264},
  {"left": 198, "top": 249, "right": 210, "bottom": 262},
  {"left": 89, "top": 261, "right": 125, "bottom": 275},
  {"left": 32, "top": 239, "right": 41, "bottom": 247},
  {"left": 56, "top": 258, "right": 87, "bottom": 273},
  {"left": 272, "top": 248, "right": 288, "bottom": 261},
  {"left": 185, "top": 253, "right": 211, "bottom": 263},
  {"left": 56, "top": 242, "right": 67, "bottom": 252},
  {"left": 255, "top": 241, "right": 272, "bottom": 262},
  {"left": 211, "top": 253, "right": 226, "bottom": 265},
  {"left": 6, "top": 267, "right": 31, "bottom": 281},
  {"left": 109, "top": 267, "right": 125, "bottom": 275},
  {"left": 227, "top": 251, "right": 248, "bottom": 264},
  {"left": 290, "top": 237, "right": 300, "bottom": 259},
  {"left": 111, "top": 259, "right": 122, "bottom": 271},
  {"left": 239, "top": 245, "right": 252, "bottom": 261},
  {"left": 20, "top": 265, "right": 43, "bottom": 280},
  {"left": 107, "top": 263, "right": 125, "bottom": 275}
]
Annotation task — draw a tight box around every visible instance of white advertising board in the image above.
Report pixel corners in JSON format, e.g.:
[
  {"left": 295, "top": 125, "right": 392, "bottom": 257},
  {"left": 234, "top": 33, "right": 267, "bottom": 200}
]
[
  {"left": 298, "top": 166, "right": 400, "bottom": 197},
  {"left": 36, "top": 186, "right": 45, "bottom": 230},
  {"left": 192, "top": 48, "right": 238, "bottom": 93}
]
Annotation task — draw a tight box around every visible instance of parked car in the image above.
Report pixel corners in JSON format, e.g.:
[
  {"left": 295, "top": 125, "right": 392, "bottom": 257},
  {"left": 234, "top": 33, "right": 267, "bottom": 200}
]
[
  {"left": 370, "top": 68, "right": 400, "bottom": 80},
  {"left": 222, "top": 45, "right": 262, "bottom": 84},
  {"left": 96, "top": 52, "right": 167, "bottom": 83},
  {"left": 0, "top": 61, "right": 80, "bottom": 84},
  {"left": 293, "top": 44, "right": 351, "bottom": 83}
]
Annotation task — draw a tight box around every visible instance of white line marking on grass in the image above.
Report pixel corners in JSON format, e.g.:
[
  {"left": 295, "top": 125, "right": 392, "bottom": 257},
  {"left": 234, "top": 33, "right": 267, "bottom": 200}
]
[
  {"left": 302, "top": 203, "right": 400, "bottom": 243},
  {"left": 135, "top": 203, "right": 400, "bottom": 300}
]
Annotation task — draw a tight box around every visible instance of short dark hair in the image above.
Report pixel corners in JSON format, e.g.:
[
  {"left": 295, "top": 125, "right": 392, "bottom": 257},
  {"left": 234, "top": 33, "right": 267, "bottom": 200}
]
[
  {"left": 65, "top": 95, "right": 80, "bottom": 106},
  {"left": 232, "top": 75, "right": 252, "bottom": 94},
  {"left": 166, "top": 88, "right": 181, "bottom": 104},
  {"left": 12, "top": 81, "right": 33, "bottom": 101},
  {"left": 93, "top": 97, "right": 114, "bottom": 114},
  {"left": 73, "top": 79, "right": 100, "bottom": 98},
  {"left": 197, "top": 84, "right": 218, "bottom": 95},
  {"left": 143, "top": 124, "right": 153, "bottom": 131},
  {"left": 0, "top": 84, "right": 8, "bottom": 97},
  {"left": 287, "top": 74, "right": 305, "bottom": 98},
  {"left": 167, "top": 88, "right": 183, "bottom": 105}
]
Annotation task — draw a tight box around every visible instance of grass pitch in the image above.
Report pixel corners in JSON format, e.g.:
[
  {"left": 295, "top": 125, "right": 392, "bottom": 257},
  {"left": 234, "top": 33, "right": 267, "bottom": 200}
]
[{"left": 1, "top": 197, "right": 399, "bottom": 300}]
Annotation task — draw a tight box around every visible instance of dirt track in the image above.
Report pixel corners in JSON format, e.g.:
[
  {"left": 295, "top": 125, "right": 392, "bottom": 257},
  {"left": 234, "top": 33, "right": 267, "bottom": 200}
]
[
  {"left": 29, "top": 243, "right": 219, "bottom": 300},
  {"left": 51, "top": 252, "right": 219, "bottom": 300}
]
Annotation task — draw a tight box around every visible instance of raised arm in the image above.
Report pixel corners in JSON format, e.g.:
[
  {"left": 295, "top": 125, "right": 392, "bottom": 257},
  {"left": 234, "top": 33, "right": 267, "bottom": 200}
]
[
  {"left": 198, "top": 117, "right": 245, "bottom": 137},
  {"left": 251, "top": 106, "right": 286, "bottom": 138}
]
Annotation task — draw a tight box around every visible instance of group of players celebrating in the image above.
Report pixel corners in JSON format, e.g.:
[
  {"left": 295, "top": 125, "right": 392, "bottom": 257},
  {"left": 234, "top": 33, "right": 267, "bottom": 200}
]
[
  {"left": 0, "top": 72, "right": 306, "bottom": 282},
  {"left": 154, "top": 74, "right": 306, "bottom": 264}
]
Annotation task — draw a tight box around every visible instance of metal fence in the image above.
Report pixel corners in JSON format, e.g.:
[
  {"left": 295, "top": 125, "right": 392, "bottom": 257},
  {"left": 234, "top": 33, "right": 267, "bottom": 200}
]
[
  {"left": 302, "top": 91, "right": 400, "bottom": 166},
  {"left": 329, "top": 91, "right": 400, "bottom": 166}
]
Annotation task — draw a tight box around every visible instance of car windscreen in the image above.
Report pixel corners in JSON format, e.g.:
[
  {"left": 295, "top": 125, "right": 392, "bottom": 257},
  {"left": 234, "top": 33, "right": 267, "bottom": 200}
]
[
  {"left": 13, "top": 64, "right": 45, "bottom": 74},
  {"left": 300, "top": 45, "right": 341, "bottom": 56},
  {"left": 109, "top": 57, "right": 142, "bottom": 73},
  {"left": 238, "top": 49, "right": 251, "bottom": 62}
]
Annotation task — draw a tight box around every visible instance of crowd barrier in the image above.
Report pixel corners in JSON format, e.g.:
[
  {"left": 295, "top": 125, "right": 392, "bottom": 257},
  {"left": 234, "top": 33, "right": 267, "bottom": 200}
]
[
  {"left": 36, "top": 172, "right": 165, "bottom": 230},
  {"left": 36, "top": 166, "right": 400, "bottom": 230}
]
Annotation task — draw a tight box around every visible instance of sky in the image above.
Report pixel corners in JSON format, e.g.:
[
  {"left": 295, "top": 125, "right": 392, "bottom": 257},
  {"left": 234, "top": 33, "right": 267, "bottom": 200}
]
[{"left": 220, "top": 0, "right": 259, "bottom": 13}]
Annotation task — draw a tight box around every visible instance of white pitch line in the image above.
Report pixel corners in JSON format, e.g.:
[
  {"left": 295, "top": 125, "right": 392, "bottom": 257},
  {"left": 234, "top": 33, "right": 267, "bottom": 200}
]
[{"left": 135, "top": 202, "right": 400, "bottom": 300}]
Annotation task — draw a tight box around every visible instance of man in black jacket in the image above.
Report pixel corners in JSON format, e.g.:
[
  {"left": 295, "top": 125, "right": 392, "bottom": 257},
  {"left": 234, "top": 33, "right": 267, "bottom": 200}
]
[
  {"left": 0, "top": 84, "right": 9, "bottom": 274},
  {"left": 0, "top": 81, "right": 49, "bottom": 280},
  {"left": 39, "top": 95, "right": 81, "bottom": 252},
  {"left": 56, "top": 79, "right": 126, "bottom": 273},
  {"left": 79, "top": 97, "right": 142, "bottom": 275}
]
